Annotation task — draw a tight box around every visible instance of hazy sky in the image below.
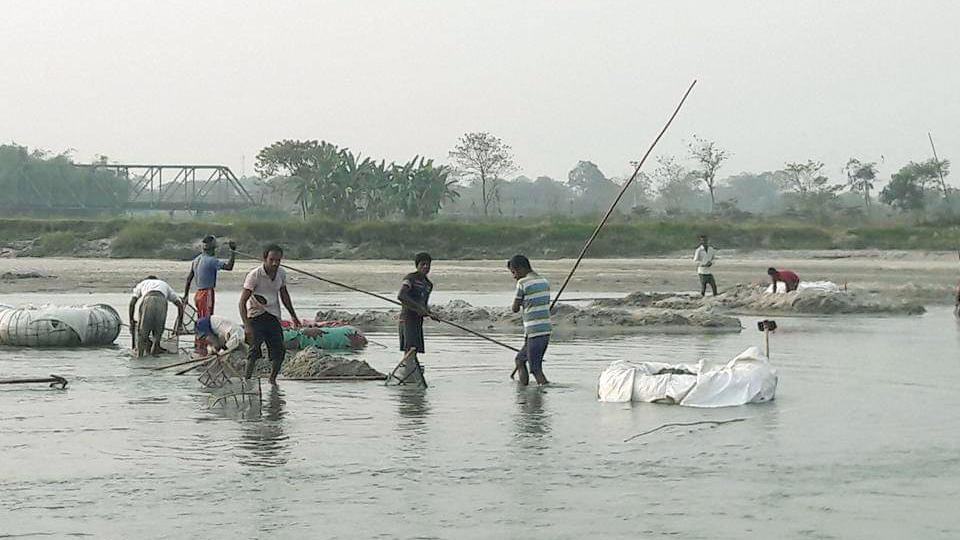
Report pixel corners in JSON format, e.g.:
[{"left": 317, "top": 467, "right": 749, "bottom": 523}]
[{"left": 2, "top": 1, "right": 957, "bottom": 184}]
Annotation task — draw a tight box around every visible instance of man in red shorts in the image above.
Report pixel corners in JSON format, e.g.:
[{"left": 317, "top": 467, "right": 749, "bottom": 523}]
[
  {"left": 767, "top": 267, "right": 800, "bottom": 292},
  {"left": 184, "top": 235, "right": 236, "bottom": 353}
]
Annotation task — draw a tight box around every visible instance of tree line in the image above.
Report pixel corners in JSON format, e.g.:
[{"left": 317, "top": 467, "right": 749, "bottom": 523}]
[
  {"left": 0, "top": 144, "right": 128, "bottom": 210},
  {"left": 1, "top": 134, "right": 952, "bottom": 223}
]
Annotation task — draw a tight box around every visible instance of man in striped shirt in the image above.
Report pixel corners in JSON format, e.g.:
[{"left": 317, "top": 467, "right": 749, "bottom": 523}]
[{"left": 508, "top": 254, "right": 551, "bottom": 386}]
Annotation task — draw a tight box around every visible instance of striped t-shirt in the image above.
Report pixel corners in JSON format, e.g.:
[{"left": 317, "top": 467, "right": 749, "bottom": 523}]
[{"left": 515, "top": 272, "right": 552, "bottom": 337}]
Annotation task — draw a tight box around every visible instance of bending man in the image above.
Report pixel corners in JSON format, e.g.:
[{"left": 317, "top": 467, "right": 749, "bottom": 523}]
[
  {"left": 239, "top": 244, "right": 301, "bottom": 384},
  {"left": 129, "top": 275, "right": 184, "bottom": 357},
  {"left": 767, "top": 267, "right": 801, "bottom": 292},
  {"left": 196, "top": 315, "right": 245, "bottom": 355}
]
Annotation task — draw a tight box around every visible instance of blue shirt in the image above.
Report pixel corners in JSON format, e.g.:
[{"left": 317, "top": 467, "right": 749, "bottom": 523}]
[{"left": 191, "top": 253, "right": 227, "bottom": 290}]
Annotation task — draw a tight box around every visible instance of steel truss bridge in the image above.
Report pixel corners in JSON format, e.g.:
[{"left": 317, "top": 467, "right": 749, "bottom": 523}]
[{"left": 74, "top": 163, "right": 257, "bottom": 211}]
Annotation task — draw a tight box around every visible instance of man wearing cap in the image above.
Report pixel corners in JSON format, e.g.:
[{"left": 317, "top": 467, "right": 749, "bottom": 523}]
[
  {"left": 184, "top": 235, "right": 236, "bottom": 353},
  {"left": 195, "top": 315, "right": 245, "bottom": 355}
]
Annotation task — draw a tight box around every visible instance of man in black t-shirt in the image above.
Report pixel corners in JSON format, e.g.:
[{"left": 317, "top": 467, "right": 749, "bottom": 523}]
[{"left": 389, "top": 252, "right": 433, "bottom": 386}]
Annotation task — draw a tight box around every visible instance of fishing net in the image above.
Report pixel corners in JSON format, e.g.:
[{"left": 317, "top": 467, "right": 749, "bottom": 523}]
[
  {"left": 198, "top": 350, "right": 261, "bottom": 408},
  {"left": 385, "top": 352, "right": 427, "bottom": 388}
]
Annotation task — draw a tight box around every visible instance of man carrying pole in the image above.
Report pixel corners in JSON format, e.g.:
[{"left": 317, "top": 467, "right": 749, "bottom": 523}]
[
  {"left": 184, "top": 235, "right": 236, "bottom": 354},
  {"left": 388, "top": 252, "right": 433, "bottom": 387},
  {"left": 509, "top": 255, "right": 552, "bottom": 386}
]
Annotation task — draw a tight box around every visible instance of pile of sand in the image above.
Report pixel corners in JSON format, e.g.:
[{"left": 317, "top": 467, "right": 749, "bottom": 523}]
[
  {"left": 225, "top": 346, "right": 385, "bottom": 379},
  {"left": 593, "top": 284, "right": 926, "bottom": 315},
  {"left": 317, "top": 299, "right": 742, "bottom": 333}
]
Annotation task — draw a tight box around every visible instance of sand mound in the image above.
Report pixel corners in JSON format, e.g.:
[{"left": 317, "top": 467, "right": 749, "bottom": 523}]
[
  {"left": 594, "top": 284, "right": 926, "bottom": 315},
  {"left": 225, "top": 347, "right": 385, "bottom": 379},
  {"left": 317, "top": 299, "right": 742, "bottom": 333}
]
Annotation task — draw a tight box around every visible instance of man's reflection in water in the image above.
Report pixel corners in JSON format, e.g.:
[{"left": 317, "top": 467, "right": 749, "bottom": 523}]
[
  {"left": 395, "top": 386, "right": 430, "bottom": 430},
  {"left": 238, "top": 384, "right": 290, "bottom": 467},
  {"left": 392, "top": 386, "right": 431, "bottom": 466},
  {"left": 514, "top": 386, "right": 551, "bottom": 442}
]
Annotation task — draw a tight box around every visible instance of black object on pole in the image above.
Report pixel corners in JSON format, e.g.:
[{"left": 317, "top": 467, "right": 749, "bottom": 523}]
[
  {"left": 549, "top": 80, "right": 698, "bottom": 311},
  {"left": 235, "top": 251, "right": 520, "bottom": 353}
]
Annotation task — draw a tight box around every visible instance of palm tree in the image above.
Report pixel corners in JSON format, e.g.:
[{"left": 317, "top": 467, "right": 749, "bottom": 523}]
[{"left": 391, "top": 157, "right": 459, "bottom": 218}]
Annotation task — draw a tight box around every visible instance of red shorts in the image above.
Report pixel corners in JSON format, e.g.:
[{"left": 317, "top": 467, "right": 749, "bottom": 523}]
[{"left": 194, "top": 289, "right": 215, "bottom": 352}]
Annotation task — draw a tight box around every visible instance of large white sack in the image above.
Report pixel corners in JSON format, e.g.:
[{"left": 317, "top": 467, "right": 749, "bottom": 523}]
[
  {"left": 679, "top": 346, "right": 778, "bottom": 407},
  {"left": 597, "top": 346, "right": 778, "bottom": 408},
  {"left": 596, "top": 361, "right": 636, "bottom": 403}
]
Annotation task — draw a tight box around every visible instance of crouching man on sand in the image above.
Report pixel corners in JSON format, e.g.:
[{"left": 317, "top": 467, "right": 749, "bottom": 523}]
[
  {"left": 508, "top": 255, "right": 551, "bottom": 386},
  {"left": 129, "top": 275, "right": 184, "bottom": 357},
  {"left": 239, "top": 244, "right": 301, "bottom": 384},
  {"left": 767, "top": 267, "right": 801, "bottom": 292}
]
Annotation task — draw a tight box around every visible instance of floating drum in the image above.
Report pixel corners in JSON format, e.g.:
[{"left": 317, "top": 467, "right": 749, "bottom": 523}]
[{"left": 0, "top": 304, "right": 122, "bottom": 347}]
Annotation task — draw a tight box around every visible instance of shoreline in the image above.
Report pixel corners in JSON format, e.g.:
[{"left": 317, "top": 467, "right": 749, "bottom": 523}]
[{"left": 0, "top": 251, "right": 955, "bottom": 305}]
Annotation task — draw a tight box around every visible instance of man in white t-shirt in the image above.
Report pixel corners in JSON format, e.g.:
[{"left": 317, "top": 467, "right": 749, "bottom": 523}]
[
  {"left": 238, "top": 244, "right": 301, "bottom": 384},
  {"left": 128, "top": 276, "right": 185, "bottom": 357},
  {"left": 692, "top": 234, "right": 718, "bottom": 297}
]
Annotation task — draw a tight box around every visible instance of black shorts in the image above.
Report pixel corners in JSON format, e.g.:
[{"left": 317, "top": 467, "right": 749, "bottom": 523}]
[{"left": 399, "top": 317, "right": 425, "bottom": 353}]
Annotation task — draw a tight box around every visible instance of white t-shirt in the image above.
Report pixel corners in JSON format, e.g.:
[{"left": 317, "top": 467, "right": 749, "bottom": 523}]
[
  {"left": 693, "top": 245, "right": 716, "bottom": 275},
  {"left": 132, "top": 279, "right": 179, "bottom": 302},
  {"left": 243, "top": 265, "right": 287, "bottom": 319}
]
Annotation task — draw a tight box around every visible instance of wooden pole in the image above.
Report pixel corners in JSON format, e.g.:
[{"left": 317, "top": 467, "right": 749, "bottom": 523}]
[
  {"left": 235, "top": 252, "right": 520, "bottom": 353},
  {"left": 764, "top": 327, "right": 770, "bottom": 359},
  {"left": 511, "top": 80, "right": 697, "bottom": 379},
  {"left": 929, "top": 132, "right": 949, "bottom": 201},
  {"left": 549, "top": 80, "right": 697, "bottom": 311},
  {"left": 151, "top": 353, "right": 216, "bottom": 371}
]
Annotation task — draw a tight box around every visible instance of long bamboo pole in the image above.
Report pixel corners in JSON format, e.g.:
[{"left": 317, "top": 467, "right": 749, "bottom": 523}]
[
  {"left": 235, "top": 251, "right": 520, "bottom": 353},
  {"left": 549, "top": 80, "right": 697, "bottom": 310},
  {"left": 508, "top": 80, "right": 697, "bottom": 380},
  {"left": 928, "top": 132, "right": 949, "bottom": 201}
]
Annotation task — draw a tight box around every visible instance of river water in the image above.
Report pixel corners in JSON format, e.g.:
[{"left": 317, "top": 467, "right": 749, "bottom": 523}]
[{"left": 1, "top": 289, "right": 959, "bottom": 539}]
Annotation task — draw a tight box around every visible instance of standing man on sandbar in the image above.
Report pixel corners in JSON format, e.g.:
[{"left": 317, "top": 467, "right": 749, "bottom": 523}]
[{"left": 693, "top": 234, "right": 718, "bottom": 297}]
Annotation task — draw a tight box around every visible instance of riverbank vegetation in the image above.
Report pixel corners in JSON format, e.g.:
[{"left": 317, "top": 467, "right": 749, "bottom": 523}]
[
  {"left": 3, "top": 216, "right": 960, "bottom": 260},
  {"left": 1, "top": 130, "right": 956, "bottom": 260}
]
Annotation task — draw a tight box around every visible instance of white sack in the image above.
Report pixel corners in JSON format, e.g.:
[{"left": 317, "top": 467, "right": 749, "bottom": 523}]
[
  {"left": 766, "top": 280, "right": 841, "bottom": 294},
  {"left": 597, "top": 346, "right": 778, "bottom": 408}
]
